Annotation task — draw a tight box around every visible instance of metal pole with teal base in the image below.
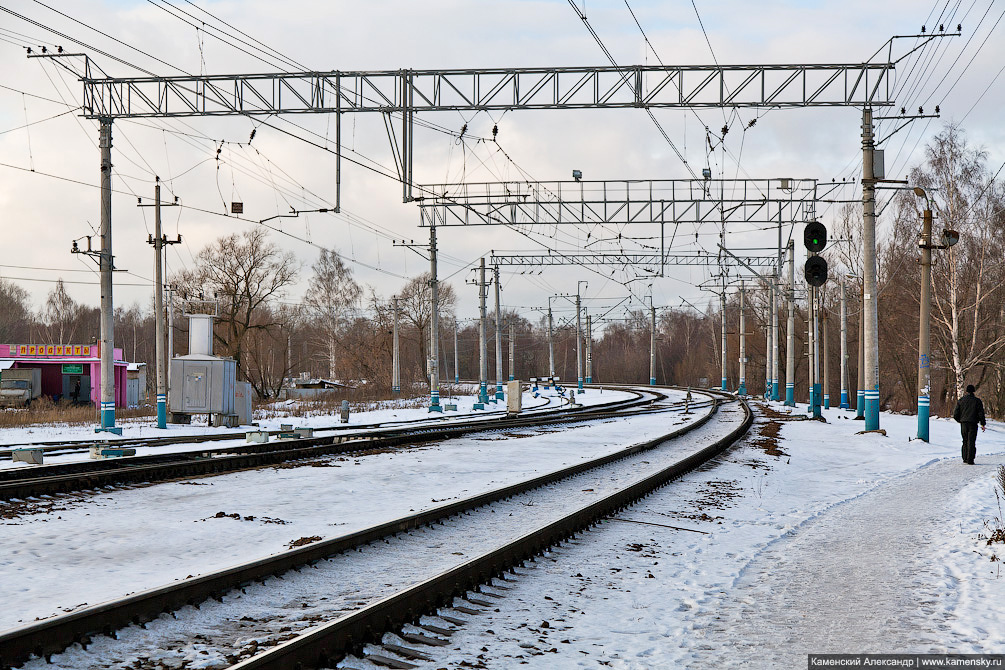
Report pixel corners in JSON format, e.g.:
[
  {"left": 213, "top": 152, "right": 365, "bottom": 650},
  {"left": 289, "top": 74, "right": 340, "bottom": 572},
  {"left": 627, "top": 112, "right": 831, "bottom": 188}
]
[
  {"left": 812, "top": 383, "right": 822, "bottom": 418},
  {"left": 840, "top": 389, "right": 849, "bottom": 409},
  {"left": 785, "top": 383, "right": 794, "bottom": 406},
  {"left": 917, "top": 395, "right": 930, "bottom": 441},
  {"left": 156, "top": 394, "right": 166, "bottom": 429},
  {"left": 865, "top": 389, "right": 879, "bottom": 429}
]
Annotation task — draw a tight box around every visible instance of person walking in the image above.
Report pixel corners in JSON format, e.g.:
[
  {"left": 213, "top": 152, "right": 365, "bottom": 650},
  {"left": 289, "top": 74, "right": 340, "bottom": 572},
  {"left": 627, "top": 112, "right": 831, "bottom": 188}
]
[{"left": 952, "top": 384, "right": 986, "bottom": 465}]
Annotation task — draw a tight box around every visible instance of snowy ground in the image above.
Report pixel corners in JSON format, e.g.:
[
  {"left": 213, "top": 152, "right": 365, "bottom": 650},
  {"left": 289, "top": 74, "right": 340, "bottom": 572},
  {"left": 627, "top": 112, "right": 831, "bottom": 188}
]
[
  {"left": 0, "top": 385, "right": 623, "bottom": 469},
  {"left": 0, "top": 386, "right": 680, "bottom": 631},
  {"left": 390, "top": 401, "right": 1005, "bottom": 669}
]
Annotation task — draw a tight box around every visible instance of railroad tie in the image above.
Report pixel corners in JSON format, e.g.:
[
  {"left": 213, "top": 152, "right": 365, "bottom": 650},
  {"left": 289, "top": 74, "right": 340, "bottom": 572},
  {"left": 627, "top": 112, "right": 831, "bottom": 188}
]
[
  {"left": 418, "top": 623, "right": 454, "bottom": 636},
  {"left": 465, "top": 596, "right": 494, "bottom": 607},
  {"left": 438, "top": 614, "right": 469, "bottom": 626},
  {"left": 452, "top": 605, "right": 483, "bottom": 615},
  {"left": 402, "top": 632, "right": 451, "bottom": 647},
  {"left": 364, "top": 653, "right": 418, "bottom": 669},
  {"left": 382, "top": 643, "right": 433, "bottom": 661}
]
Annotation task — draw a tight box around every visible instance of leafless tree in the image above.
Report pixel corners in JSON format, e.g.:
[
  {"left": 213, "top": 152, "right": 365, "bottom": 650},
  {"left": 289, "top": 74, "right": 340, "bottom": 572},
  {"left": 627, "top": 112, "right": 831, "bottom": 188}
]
[
  {"left": 174, "top": 228, "right": 300, "bottom": 384},
  {"left": 304, "top": 248, "right": 362, "bottom": 381}
]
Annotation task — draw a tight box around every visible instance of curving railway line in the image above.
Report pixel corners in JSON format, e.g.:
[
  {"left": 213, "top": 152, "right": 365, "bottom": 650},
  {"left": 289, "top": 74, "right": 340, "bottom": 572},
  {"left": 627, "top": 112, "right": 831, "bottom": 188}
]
[
  {"left": 0, "top": 386, "right": 705, "bottom": 501},
  {"left": 0, "top": 386, "right": 747, "bottom": 670}
]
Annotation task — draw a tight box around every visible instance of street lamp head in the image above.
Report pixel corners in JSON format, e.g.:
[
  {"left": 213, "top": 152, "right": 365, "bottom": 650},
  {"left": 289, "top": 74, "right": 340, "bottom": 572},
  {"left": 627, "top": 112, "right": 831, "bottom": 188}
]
[
  {"left": 913, "top": 186, "right": 926, "bottom": 197},
  {"left": 942, "top": 229, "right": 960, "bottom": 247},
  {"left": 572, "top": 169, "right": 582, "bottom": 182}
]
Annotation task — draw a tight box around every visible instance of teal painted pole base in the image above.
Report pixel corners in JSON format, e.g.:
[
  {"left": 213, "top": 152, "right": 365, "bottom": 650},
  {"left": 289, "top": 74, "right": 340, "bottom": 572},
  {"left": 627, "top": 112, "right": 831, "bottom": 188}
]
[
  {"left": 650, "top": 377, "right": 656, "bottom": 386},
  {"left": 478, "top": 382, "right": 489, "bottom": 405},
  {"left": 784, "top": 384, "right": 795, "bottom": 407},
  {"left": 865, "top": 390, "right": 880, "bottom": 430},
  {"left": 721, "top": 377, "right": 728, "bottom": 392},
  {"left": 738, "top": 381, "right": 746, "bottom": 396},
  {"left": 454, "top": 376, "right": 459, "bottom": 384},
  {"left": 392, "top": 386, "right": 400, "bottom": 394},
  {"left": 823, "top": 393, "right": 830, "bottom": 410},
  {"left": 578, "top": 378, "right": 584, "bottom": 393},
  {"left": 839, "top": 390, "right": 849, "bottom": 409},
  {"left": 586, "top": 376, "right": 592, "bottom": 383},
  {"left": 917, "top": 396, "right": 930, "bottom": 441},
  {"left": 771, "top": 381, "right": 779, "bottom": 402},
  {"left": 429, "top": 390, "right": 442, "bottom": 413},
  {"left": 856, "top": 390, "right": 866, "bottom": 419},
  {"left": 812, "top": 384, "right": 822, "bottom": 418},
  {"left": 495, "top": 384, "right": 504, "bottom": 400},
  {"left": 97, "top": 402, "right": 122, "bottom": 435},
  {"left": 509, "top": 375, "right": 514, "bottom": 381},
  {"left": 156, "top": 395, "right": 166, "bottom": 429}
]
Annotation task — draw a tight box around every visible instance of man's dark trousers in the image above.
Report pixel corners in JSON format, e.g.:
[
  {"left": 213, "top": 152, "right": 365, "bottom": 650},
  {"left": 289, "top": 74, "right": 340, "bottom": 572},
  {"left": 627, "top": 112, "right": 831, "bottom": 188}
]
[{"left": 961, "top": 422, "right": 978, "bottom": 463}]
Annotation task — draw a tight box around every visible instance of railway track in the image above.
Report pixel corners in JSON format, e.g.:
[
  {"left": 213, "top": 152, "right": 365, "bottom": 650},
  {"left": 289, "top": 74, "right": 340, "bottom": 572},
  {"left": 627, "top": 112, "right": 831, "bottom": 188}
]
[
  {"left": 0, "top": 387, "right": 684, "bottom": 501},
  {"left": 0, "top": 388, "right": 747, "bottom": 670}
]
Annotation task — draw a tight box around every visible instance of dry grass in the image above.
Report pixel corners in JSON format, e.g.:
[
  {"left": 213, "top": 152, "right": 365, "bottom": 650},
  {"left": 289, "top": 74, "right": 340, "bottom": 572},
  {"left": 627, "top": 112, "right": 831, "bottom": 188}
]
[{"left": 0, "top": 396, "right": 155, "bottom": 429}]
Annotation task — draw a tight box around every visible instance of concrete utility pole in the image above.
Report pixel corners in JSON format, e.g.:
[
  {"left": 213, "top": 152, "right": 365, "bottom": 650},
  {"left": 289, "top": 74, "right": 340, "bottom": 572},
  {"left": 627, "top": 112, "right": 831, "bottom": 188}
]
[
  {"left": 862, "top": 108, "right": 880, "bottom": 429},
  {"left": 649, "top": 302, "right": 657, "bottom": 386},
  {"left": 97, "top": 119, "right": 120, "bottom": 434},
  {"left": 547, "top": 298, "right": 555, "bottom": 379},
  {"left": 428, "top": 225, "right": 442, "bottom": 412},
  {"left": 453, "top": 323, "right": 459, "bottom": 384},
  {"left": 840, "top": 281, "right": 849, "bottom": 408},
  {"left": 477, "top": 258, "right": 489, "bottom": 406},
  {"left": 720, "top": 289, "right": 728, "bottom": 392},
  {"left": 823, "top": 306, "right": 830, "bottom": 409},
  {"left": 392, "top": 296, "right": 400, "bottom": 394},
  {"left": 917, "top": 198, "right": 933, "bottom": 441},
  {"left": 771, "top": 275, "right": 780, "bottom": 400},
  {"left": 153, "top": 179, "right": 166, "bottom": 427},
  {"left": 493, "top": 266, "right": 503, "bottom": 400},
  {"left": 139, "top": 176, "right": 180, "bottom": 429},
  {"left": 785, "top": 241, "right": 796, "bottom": 406},
  {"left": 167, "top": 284, "right": 174, "bottom": 394},
  {"left": 857, "top": 274, "right": 866, "bottom": 419},
  {"left": 765, "top": 282, "right": 773, "bottom": 399},
  {"left": 508, "top": 323, "right": 515, "bottom": 381},
  {"left": 585, "top": 312, "right": 593, "bottom": 383},
  {"left": 738, "top": 280, "right": 747, "bottom": 396},
  {"left": 576, "top": 282, "right": 586, "bottom": 393},
  {"left": 809, "top": 287, "right": 821, "bottom": 418}
]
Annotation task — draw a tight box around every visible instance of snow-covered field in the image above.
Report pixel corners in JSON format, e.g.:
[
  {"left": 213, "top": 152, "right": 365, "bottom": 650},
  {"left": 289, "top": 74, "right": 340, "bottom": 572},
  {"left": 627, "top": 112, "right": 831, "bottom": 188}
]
[{"left": 396, "top": 401, "right": 1005, "bottom": 669}]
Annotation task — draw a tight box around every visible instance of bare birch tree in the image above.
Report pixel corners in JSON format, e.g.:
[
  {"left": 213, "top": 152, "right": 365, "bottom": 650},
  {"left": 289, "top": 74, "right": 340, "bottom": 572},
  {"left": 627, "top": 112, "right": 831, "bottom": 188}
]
[{"left": 304, "top": 248, "right": 362, "bottom": 381}]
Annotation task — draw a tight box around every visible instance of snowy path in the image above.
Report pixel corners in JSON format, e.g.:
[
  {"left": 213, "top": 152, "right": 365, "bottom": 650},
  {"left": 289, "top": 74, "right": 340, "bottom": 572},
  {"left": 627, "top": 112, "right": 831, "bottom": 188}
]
[
  {"left": 398, "top": 405, "right": 1005, "bottom": 669},
  {"left": 712, "top": 454, "right": 1004, "bottom": 664}
]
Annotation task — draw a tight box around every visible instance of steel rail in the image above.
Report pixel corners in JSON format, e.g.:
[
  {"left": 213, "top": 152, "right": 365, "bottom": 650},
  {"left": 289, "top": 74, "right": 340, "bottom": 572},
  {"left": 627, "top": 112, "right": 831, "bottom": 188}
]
[
  {"left": 0, "top": 388, "right": 661, "bottom": 500},
  {"left": 231, "top": 394, "right": 752, "bottom": 670},
  {"left": 0, "top": 389, "right": 731, "bottom": 669}
]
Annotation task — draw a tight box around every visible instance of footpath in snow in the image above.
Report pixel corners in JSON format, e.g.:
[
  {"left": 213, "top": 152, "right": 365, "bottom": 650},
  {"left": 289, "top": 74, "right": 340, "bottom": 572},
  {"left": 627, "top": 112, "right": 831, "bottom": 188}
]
[{"left": 401, "top": 401, "right": 1005, "bottom": 669}]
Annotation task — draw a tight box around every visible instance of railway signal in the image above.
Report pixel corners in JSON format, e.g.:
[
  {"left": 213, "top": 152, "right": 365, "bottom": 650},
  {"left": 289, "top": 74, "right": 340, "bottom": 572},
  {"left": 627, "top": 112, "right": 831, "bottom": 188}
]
[{"left": 803, "top": 221, "right": 828, "bottom": 287}]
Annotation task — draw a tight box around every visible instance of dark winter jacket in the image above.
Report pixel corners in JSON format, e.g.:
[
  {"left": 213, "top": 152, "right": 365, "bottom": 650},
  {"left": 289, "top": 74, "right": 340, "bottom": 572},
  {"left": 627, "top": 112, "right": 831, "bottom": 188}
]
[{"left": 953, "top": 393, "right": 986, "bottom": 426}]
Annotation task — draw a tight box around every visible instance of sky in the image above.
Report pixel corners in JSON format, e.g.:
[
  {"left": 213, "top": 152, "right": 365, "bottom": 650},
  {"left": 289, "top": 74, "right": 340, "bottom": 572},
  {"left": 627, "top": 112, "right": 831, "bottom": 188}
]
[{"left": 1, "top": 0, "right": 1003, "bottom": 329}]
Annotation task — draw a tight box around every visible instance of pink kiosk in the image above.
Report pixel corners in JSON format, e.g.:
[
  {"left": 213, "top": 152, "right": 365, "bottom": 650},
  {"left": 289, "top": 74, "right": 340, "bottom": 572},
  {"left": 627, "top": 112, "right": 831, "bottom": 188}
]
[{"left": 0, "top": 343, "right": 129, "bottom": 407}]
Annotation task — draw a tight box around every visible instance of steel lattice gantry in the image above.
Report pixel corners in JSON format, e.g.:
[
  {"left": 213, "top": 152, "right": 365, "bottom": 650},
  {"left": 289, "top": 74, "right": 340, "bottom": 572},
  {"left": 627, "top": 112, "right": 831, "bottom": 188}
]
[
  {"left": 79, "top": 64, "right": 893, "bottom": 203},
  {"left": 490, "top": 250, "right": 777, "bottom": 269},
  {"left": 416, "top": 178, "right": 817, "bottom": 227},
  {"left": 82, "top": 64, "right": 894, "bottom": 116}
]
